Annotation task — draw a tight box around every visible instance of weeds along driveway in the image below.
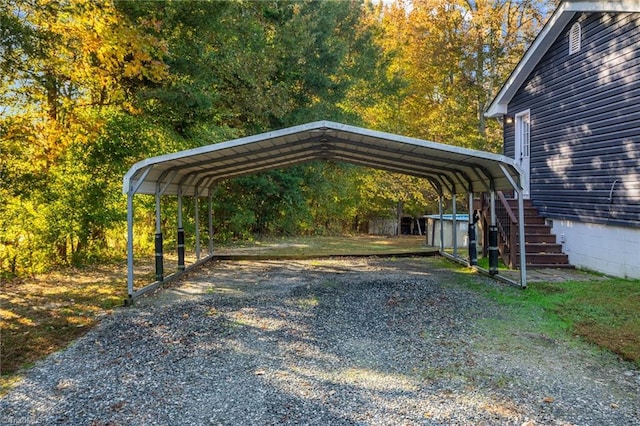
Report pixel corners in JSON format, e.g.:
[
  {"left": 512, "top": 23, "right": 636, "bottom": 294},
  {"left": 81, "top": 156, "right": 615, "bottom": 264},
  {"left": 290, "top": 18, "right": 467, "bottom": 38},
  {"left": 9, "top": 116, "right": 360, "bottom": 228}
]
[{"left": 1, "top": 257, "right": 639, "bottom": 425}]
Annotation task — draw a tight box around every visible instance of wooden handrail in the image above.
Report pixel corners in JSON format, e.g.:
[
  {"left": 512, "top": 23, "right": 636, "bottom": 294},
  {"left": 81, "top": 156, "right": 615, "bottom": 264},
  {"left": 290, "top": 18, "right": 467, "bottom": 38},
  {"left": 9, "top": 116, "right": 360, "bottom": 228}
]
[
  {"left": 480, "top": 192, "right": 521, "bottom": 269},
  {"left": 496, "top": 191, "right": 517, "bottom": 224},
  {"left": 496, "top": 191, "right": 519, "bottom": 269}
]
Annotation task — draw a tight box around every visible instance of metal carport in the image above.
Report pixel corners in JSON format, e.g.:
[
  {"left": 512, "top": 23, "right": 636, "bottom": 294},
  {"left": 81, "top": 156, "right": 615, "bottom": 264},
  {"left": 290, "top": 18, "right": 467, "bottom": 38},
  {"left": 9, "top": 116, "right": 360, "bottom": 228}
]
[{"left": 122, "top": 121, "right": 527, "bottom": 302}]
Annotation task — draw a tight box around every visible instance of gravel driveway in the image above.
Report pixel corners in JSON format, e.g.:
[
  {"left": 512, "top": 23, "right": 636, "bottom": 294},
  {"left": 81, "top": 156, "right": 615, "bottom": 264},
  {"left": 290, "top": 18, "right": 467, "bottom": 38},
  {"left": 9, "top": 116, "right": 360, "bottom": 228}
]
[{"left": 2, "top": 257, "right": 639, "bottom": 425}]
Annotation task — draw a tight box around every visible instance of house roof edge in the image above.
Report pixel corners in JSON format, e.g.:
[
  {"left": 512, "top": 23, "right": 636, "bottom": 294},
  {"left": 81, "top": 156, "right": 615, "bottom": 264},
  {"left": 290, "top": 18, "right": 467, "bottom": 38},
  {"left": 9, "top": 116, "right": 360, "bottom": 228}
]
[{"left": 485, "top": 0, "right": 640, "bottom": 118}]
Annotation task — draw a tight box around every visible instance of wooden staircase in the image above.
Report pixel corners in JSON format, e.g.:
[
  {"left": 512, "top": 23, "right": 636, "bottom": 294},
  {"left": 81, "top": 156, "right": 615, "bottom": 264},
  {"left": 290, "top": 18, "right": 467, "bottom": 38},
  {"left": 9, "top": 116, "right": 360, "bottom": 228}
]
[{"left": 485, "top": 193, "right": 572, "bottom": 269}]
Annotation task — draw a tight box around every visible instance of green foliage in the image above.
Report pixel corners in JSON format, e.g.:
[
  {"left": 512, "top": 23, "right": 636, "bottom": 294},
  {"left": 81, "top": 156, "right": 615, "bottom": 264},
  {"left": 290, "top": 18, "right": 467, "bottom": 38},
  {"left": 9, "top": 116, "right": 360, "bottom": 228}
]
[
  {"left": 360, "top": 0, "right": 551, "bottom": 151},
  {"left": 356, "top": 169, "right": 438, "bottom": 219},
  {"left": 300, "top": 163, "right": 362, "bottom": 234},
  {"left": 1, "top": 0, "right": 554, "bottom": 276},
  {"left": 212, "top": 169, "right": 307, "bottom": 240}
]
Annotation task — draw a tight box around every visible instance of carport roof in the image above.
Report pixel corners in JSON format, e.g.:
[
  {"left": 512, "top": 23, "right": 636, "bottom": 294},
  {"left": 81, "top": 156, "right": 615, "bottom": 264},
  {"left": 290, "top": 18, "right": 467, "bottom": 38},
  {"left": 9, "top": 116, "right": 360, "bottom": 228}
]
[{"left": 123, "top": 121, "right": 522, "bottom": 196}]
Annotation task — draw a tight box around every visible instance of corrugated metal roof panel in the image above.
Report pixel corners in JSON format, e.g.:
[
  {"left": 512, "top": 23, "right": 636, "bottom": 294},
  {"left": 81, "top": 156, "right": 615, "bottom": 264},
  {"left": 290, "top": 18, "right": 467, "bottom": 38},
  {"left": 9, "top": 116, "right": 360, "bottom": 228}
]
[{"left": 123, "top": 121, "right": 523, "bottom": 197}]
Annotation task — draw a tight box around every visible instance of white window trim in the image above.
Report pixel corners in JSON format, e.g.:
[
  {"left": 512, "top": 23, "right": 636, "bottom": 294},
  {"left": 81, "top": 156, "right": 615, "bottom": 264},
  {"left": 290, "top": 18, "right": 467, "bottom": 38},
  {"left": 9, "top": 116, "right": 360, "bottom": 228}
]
[{"left": 569, "top": 22, "right": 581, "bottom": 54}]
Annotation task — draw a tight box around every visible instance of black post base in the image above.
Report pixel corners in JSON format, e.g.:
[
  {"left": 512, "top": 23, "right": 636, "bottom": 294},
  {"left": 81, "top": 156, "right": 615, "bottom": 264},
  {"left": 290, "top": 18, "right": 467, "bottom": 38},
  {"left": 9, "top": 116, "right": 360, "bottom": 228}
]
[
  {"left": 488, "top": 226, "right": 498, "bottom": 275},
  {"left": 155, "top": 232, "right": 164, "bottom": 281}
]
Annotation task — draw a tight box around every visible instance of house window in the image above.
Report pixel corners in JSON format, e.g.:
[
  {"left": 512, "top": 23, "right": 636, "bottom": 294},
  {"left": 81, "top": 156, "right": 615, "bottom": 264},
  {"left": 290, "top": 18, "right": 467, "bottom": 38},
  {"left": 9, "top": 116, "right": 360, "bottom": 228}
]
[{"left": 569, "top": 22, "right": 581, "bottom": 54}]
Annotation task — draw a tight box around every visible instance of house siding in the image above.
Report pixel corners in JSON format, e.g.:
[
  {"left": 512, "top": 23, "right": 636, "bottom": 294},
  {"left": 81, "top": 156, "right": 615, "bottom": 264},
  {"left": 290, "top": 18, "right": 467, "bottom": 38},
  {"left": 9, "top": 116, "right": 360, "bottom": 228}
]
[{"left": 504, "top": 12, "right": 640, "bottom": 228}]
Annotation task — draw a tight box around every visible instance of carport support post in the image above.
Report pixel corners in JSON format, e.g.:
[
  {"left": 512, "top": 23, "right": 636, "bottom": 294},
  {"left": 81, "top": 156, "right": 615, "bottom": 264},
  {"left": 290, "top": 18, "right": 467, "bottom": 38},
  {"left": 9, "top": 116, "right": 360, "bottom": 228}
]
[
  {"left": 208, "top": 189, "right": 214, "bottom": 255},
  {"left": 154, "top": 189, "right": 164, "bottom": 282},
  {"left": 126, "top": 191, "right": 135, "bottom": 301},
  {"left": 488, "top": 189, "right": 499, "bottom": 275},
  {"left": 452, "top": 189, "right": 457, "bottom": 258},
  {"left": 517, "top": 190, "right": 528, "bottom": 288},
  {"left": 195, "top": 187, "right": 201, "bottom": 261},
  {"left": 177, "top": 186, "right": 185, "bottom": 272},
  {"left": 438, "top": 194, "right": 444, "bottom": 252},
  {"left": 468, "top": 192, "right": 477, "bottom": 266}
]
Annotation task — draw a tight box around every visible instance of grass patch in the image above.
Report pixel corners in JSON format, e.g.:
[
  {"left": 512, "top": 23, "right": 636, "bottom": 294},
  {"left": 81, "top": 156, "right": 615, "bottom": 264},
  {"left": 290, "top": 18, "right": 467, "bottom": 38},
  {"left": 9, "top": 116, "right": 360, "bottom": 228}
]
[
  {"left": 550, "top": 279, "right": 640, "bottom": 364},
  {"left": 216, "top": 234, "right": 432, "bottom": 257},
  {"left": 295, "top": 296, "right": 319, "bottom": 309},
  {"left": 452, "top": 261, "right": 640, "bottom": 366},
  {"left": 0, "top": 265, "right": 127, "bottom": 394},
  {"left": 475, "top": 255, "right": 508, "bottom": 270}
]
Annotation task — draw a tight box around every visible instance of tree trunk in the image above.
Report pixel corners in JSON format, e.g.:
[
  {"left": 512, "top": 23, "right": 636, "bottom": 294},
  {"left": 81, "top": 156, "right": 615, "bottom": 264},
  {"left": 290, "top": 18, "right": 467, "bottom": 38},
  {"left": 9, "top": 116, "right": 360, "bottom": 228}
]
[
  {"left": 56, "top": 240, "right": 67, "bottom": 263},
  {"left": 44, "top": 70, "right": 59, "bottom": 121}
]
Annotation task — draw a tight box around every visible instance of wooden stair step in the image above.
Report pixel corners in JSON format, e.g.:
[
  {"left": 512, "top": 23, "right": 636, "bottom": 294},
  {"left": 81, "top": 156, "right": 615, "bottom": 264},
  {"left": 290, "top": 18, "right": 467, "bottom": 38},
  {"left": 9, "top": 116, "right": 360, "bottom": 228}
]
[
  {"left": 522, "top": 233, "right": 557, "bottom": 243},
  {"left": 523, "top": 216, "right": 546, "bottom": 225},
  {"left": 517, "top": 253, "right": 571, "bottom": 265},
  {"left": 490, "top": 195, "right": 573, "bottom": 269},
  {"left": 502, "top": 243, "right": 564, "bottom": 254},
  {"left": 518, "top": 208, "right": 540, "bottom": 216},
  {"left": 522, "top": 224, "right": 553, "bottom": 234},
  {"left": 524, "top": 243, "right": 563, "bottom": 254},
  {"left": 527, "top": 264, "right": 575, "bottom": 269}
]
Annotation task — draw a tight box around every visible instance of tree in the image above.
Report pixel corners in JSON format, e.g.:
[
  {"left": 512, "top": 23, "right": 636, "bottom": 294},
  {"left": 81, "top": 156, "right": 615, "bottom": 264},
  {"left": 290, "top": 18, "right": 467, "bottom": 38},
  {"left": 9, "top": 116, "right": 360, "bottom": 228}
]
[
  {"left": 1, "top": 0, "right": 554, "bottom": 276},
  {"left": 361, "top": 0, "right": 551, "bottom": 151},
  {"left": 356, "top": 169, "right": 437, "bottom": 233},
  {"left": 1, "top": 0, "right": 169, "bottom": 272}
]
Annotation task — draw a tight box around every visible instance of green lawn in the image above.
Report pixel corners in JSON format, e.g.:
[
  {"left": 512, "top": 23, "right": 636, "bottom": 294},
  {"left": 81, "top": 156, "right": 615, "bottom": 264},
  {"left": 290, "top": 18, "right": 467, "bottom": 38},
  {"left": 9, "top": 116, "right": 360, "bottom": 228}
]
[
  {"left": 1, "top": 265, "right": 128, "bottom": 394},
  {"left": 215, "top": 234, "right": 434, "bottom": 257},
  {"left": 447, "top": 258, "right": 640, "bottom": 366}
]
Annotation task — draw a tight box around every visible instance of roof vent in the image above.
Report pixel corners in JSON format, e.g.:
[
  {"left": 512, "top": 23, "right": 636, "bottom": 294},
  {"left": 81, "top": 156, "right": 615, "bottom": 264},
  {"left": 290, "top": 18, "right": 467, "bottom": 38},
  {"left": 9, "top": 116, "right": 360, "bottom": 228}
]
[{"left": 569, "top": 22, "right": 581, "bottom": 55}]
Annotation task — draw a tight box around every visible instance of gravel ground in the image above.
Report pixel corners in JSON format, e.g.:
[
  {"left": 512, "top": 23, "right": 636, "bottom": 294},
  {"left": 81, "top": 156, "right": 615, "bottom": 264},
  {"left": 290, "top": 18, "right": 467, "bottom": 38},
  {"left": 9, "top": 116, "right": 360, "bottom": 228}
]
[{"left": 2, "top": 257, "right": 639, "bottom": 425}]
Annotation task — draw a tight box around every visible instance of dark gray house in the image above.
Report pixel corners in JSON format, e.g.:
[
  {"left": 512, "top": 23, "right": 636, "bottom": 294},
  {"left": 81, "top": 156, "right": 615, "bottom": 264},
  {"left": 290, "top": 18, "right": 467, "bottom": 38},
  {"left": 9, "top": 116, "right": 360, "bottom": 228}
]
[{"left": 486, "top": 0, "right": 640, "bottom": 279}]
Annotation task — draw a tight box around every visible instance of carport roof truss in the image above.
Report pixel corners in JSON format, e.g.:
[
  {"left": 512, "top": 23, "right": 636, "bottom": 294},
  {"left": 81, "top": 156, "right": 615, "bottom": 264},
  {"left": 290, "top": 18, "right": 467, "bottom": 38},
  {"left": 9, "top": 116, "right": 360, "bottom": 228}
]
[{"left": 123, "top": 121, "right": 523, "bottom": 196}]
